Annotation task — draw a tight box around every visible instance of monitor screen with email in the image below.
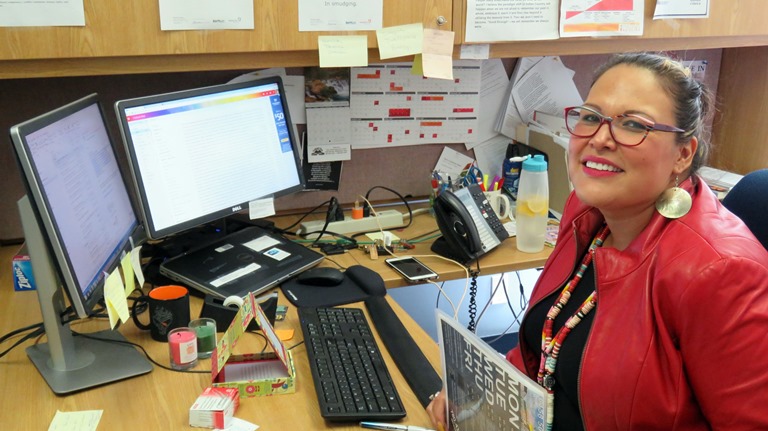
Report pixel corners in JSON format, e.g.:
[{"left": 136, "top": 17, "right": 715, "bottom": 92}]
[{"left": 115, "top": 76, "right": 304, "bottom": 240}]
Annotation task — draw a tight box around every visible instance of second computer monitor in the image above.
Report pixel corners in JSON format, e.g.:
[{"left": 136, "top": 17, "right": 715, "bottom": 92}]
[{"left": 115, "top": 76, "right": 304, "bottom": 240}]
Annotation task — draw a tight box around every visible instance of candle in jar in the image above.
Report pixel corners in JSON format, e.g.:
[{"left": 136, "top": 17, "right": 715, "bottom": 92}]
[{"left": 168, "top": 327, "right": 197, "bottom": 369}]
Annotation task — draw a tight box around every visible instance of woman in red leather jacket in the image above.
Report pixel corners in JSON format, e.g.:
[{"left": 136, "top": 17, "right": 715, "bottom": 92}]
[{"left": 427, "top": 53, "right": 768, "bottom": 430}]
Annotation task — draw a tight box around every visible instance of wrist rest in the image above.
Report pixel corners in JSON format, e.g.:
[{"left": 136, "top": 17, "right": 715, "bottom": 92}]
[{"left": 364, "top": 295, "right": 443, "bottom": 408}]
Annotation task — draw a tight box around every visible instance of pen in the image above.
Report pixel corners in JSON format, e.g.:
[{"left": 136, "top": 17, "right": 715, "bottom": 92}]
[{"left": 359, "top": 422, "right": 436, "bottom": 431}]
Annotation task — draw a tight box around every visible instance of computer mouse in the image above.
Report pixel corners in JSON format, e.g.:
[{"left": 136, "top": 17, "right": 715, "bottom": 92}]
[{"left": 296, "top": 267, "right": 345, "bottom": 287}]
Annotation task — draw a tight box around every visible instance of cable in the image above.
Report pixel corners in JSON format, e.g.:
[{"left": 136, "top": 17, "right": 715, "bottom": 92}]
[
  {"left": 352, "top": 186, "right": 415, "bottom": 239},
  {"left": 474, "top": 271, "right": 507, "bottom": 332},
  {"left": 0, "top": 321, "right": 44, "bottom": 345},
  {"left": 426, "top": 279, "right": 457, "bottom": 319},
  {"left": 72, "top": 330, "right": 210, "bottom": 374},
  {"left": 466, "top": 265, "right": 480, "bottom": 333},
  {"left": 0, "top": 326, "right": 45, "bottom": 359},
  {"left": 274, "top": 199, "right": 333, "bottom": 234}
]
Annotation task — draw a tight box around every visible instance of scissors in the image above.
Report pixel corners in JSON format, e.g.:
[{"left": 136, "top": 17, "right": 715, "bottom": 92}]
[{"left": 462, "top": 165, "right": 483, "bottom": 188}]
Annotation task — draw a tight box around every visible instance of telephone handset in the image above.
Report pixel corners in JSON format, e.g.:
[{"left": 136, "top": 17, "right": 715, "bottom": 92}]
[{"left": 431, "top": 183, "right": 508, "bottom": 264}]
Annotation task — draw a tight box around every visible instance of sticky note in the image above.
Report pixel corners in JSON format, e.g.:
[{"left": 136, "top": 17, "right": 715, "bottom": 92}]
[
  {"left": 130, "top": 246, "right": 145, "bottom": 288},
  {"left": 121, "top": 253, "right": 135, "bottom": 297},
  {"left": 376, "top": 23, "right": 423, "bottom": 59},
  {"left": 318, "top": 35, "right": 368, "bottom": 68},
  {"left": 422, "top": 28, "right": 455, "bottom": 80},
  {"left": 275, "top": 329, "right": 295, "bottom": 341},
  {"left": 104, "top": 269, "right": 129, "bottom": 329},
  {"left": 48, "top": 409, "right": 103, "bottom": 431},
  {"left": 411, "top": 54, "right": 424, "bottom": 76},
  {"left": 249, "top": 197, "right": 276, "bottom": 219}
]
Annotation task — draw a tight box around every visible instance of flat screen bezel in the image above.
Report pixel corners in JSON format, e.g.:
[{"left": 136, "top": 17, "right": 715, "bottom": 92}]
[
  {"left": 114, "top": 76, "right": 305, "bottom": 240},
  {"left": 10, "top": 93, "right": 142, "bottom": 317}
]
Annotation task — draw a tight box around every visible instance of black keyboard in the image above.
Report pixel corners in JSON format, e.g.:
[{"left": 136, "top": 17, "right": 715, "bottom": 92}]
[{"left": 298, "top": 306, "right": 406, "bottom": 421}]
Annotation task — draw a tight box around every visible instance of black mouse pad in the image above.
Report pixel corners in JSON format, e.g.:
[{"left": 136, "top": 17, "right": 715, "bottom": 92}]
[{"left": 280, "top": 265, "right": 385, "bottom": 308}]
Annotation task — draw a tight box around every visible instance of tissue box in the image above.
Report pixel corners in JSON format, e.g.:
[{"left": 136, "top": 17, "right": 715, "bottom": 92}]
[
  {"left": 211, "top": 292, "right": 296, "bottom": 398},
  {"left": 13, "top": 245, "right": 36, "bottom": 292},
  {"left": 189, "top": 387, "right": 239, "bottom": 429}
]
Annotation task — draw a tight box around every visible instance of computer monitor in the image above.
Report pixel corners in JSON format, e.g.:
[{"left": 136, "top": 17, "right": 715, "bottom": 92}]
[
  {"left": 114, "top": 76, "right": 305, "bottom": 240},
  {"left": 10, "top": 93, "right": 152, "bottom": 395}
]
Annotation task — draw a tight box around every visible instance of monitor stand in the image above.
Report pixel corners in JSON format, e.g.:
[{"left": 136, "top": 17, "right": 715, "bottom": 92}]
[{"left": 19, "top": 196, "right": 153, "bottom": 395}]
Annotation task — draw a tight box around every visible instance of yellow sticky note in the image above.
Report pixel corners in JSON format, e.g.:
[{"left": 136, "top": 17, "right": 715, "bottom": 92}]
[
  {"left": 422, "top": 53, "right": 454, "bottom": 80},
  {"left": 318, "top": 35, "right": 368, "bottom": 68},
  {"left": 104, "top": 269, "right": 129, "bottom": 329},
  {"left": 422, "top": 28, "right": 455, "bottom": 80},
  {"left": 121, "top": 254, "right": 135, "bottom": 297},
  {"left": 376, "top": 23, "right": 423, "bottom": 59},
  {"left": 49, "top": 409, "right": 103, "bottom": 431},
  {"left": 411, "top": 54, "right": 424, "bottom": 76},
  {"left": 130, "top": 246, "right": 144, "bottom": 287}
]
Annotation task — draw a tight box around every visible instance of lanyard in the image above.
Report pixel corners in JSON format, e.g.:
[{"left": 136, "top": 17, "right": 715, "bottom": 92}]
[{"left": 537, "top": 224, "right": 610, "bottom": 429}]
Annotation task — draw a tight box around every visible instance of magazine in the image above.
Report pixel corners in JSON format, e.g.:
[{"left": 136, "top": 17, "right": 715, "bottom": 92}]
[{"left": 436, "top": 310, "right": 547, "bottom": 431}]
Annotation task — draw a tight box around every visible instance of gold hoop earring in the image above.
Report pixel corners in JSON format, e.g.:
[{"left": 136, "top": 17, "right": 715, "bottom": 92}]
[{"left": 655, "top": 175, "right": 692, "bottom": 219}]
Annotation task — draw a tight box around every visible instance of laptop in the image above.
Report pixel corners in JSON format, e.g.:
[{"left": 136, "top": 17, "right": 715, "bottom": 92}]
[
  {"left": 436, "top": 309, "right": 547, "bottom": 431},
  {"left": 160, "top": 226, "right": 323, "bottom": 299}
]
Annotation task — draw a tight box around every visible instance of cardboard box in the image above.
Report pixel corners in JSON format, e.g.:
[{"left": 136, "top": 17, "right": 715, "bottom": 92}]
[
  {"left": 189, "top": 387, "right": 239, "bottom": 429},
  {"left": 13, "top": 244, "right": 36, "bottom": 292},
  {"left": 211, "top": 292, "right": 295, "bottom": 398}
]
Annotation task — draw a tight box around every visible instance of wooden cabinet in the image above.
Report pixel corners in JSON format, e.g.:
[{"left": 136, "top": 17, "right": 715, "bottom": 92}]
[
  {"left": 0, "top": 0, "right": 453, "bottom": 78},
  {"left": 454, "top": 0, "right": 768, "bottom": 57}
]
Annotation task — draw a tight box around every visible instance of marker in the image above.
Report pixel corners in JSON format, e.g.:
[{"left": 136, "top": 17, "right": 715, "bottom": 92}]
[{"left": 359, "top": 422, "right": 436, "bottom": 431}]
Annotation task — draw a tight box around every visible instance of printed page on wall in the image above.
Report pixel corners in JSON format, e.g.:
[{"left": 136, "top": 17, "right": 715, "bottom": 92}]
[
  {"left": 465, "top": 0, "right": 559, "bottom": 43},
  {"left": 560, "top": 0, "right": 644, "bottom": 38}
]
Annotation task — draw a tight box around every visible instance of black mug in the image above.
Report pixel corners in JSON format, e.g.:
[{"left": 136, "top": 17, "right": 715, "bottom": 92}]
[{"left": 131, "top": 285, "right": 191, "bottom": 342}]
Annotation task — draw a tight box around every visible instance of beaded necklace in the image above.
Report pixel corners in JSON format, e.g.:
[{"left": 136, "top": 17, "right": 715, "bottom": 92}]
[{"left": 537, "top": 224, "right": 610, "bottom": 430}]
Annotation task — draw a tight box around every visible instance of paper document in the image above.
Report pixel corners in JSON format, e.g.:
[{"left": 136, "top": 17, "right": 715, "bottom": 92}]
[
  {"left": 434, "top": 147, "right": 475, "bottom": 181},
  {"left": 467, "top": 59, "right": 509, "bottom": 147},
  {"left": 349, "top": 61, "right": 482, "bottom": 147},
  {"left": 460, "top": 44, "right": 490, "bottom": 60},
  {"left": 465, "top": 0, "right": 559, "bottom": 42},
  {"left": 511, "top": 57, "right": 582, "bottom": 125},
  {"left": 496, "top": 56, "right": 543, "bottom": 141},
  {"left": 299, "top": 0, "right": 382, "bottom": 31},
  {"left": 0, "top": 0, "right": 84, "bottom": 27},
  {"left": 654, "top": 0, "right": 710, "bottom": 19},
  {"left": 471, "top": 135, "right": 511, "bottom": 186},
  {"left": 560, "top": 0, "right": 644, "bottom": 37},
  {"left": 159, "top": 0, "right": 254, "bottom": 30}
]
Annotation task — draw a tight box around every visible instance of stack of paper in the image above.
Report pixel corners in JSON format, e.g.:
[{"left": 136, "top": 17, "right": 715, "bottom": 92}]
[{"left": 494, "top": 56, "right": 582, "bottom": 142}]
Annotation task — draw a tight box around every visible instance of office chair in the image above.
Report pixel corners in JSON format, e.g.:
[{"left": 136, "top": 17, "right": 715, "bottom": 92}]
[{"left": 721, "top": 168, "right": 768, "bottom": 250}]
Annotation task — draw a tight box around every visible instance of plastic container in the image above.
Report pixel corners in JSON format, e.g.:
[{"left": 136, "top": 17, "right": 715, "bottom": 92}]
[
  {"left": 516, "top": 154, "right": 549, "bottom": 253},
  {"left": 502, "top": 155, "right": 528, "bottom": 200}
]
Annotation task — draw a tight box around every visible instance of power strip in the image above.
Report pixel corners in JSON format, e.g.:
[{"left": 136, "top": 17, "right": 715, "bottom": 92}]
[{"left": 297, "top": 209, "right": 404, "bottom": 238}]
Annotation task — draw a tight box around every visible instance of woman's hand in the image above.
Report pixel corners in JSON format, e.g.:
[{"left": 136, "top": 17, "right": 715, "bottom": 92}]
[{"left": 426, "top": 389, "right": 447, "bottom": 431}]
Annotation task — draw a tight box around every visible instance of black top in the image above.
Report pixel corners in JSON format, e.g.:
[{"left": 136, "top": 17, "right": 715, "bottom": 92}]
[{"left": 522, "top": 262, "right": 596, "bottom": 431}]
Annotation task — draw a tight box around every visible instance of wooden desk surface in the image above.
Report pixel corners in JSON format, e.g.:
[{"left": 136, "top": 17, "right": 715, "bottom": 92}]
[
  {"left": 0, "top": 210, "right": 551, "bottom": 429},
  {"left": 0, "top": 245, "right": 442, "bottom": 430},
  {"left": 274, "top": 208, "right": 552, "bottom": 288}
]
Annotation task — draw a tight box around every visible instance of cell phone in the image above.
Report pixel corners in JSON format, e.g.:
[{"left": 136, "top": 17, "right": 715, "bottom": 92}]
[{"left": 385, "top": 256, "right": 439, "bottom": 283}]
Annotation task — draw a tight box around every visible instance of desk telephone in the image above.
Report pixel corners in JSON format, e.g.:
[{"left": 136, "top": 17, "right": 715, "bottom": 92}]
[{"left": 431, "top": 183, "right": 508, "bottom": 264}]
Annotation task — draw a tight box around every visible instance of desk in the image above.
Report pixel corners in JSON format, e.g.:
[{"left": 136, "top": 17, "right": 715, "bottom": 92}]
[
  {"left": 0, "top": 245, "right": 442, "bottom": 430},
  {"left": 0, "top": 212, "right": 551, "bottom": 429},
  {"left": 272, "top": 208, "right": 552, "bottom": 288}
]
